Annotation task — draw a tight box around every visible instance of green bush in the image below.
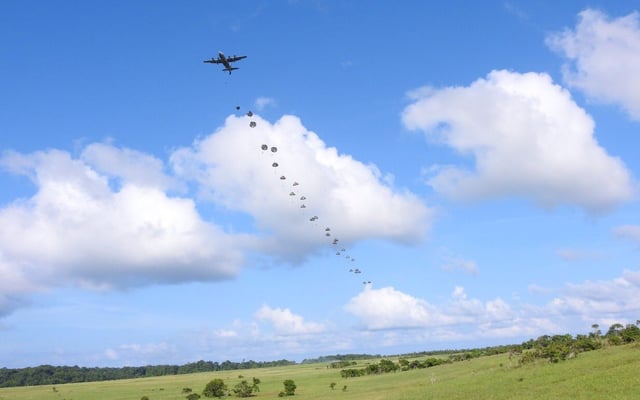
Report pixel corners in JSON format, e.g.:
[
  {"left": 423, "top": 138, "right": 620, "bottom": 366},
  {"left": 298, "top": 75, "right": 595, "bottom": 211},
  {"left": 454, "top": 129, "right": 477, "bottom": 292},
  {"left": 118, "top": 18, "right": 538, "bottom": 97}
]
[
  {"left": 283, "top": 379, "right": 296, "bottom": 396},
  {"left": 203, "top": 379, "right": 227, "bottom": 398}
]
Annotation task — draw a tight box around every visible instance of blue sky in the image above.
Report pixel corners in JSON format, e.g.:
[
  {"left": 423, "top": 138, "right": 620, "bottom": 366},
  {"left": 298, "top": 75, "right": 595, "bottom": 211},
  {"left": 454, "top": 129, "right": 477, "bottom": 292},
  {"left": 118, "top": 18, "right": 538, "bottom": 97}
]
[{"left": 1, "top": 0, "right": 640, "bottom": 368}]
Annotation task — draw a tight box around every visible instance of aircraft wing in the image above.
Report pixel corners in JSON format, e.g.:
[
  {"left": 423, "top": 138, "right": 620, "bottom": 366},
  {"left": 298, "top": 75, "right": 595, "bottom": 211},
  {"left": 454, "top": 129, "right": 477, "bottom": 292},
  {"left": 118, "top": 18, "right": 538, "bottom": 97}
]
[
  {"left": 203, "top": 58, "right": 222, "bottom": 64},
  {"left": 226, "top": 55, "right": 247, "bottom": 62}
]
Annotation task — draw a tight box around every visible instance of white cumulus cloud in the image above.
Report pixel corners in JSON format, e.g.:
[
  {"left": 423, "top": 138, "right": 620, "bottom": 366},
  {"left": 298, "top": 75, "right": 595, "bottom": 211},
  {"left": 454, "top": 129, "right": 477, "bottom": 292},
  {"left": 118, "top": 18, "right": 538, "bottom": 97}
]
[
  {"left": 547, "top": 9, "right": 640, "bottom": 119},
  {"left": 255, "top": 305, "right": 325, "bottom": 335},
  {"left": 344, "top": 286, "right": 514, "bottom": 330},
  {"left": 402, "top": 70, "right": 634, "bottom": 212},
  {"left": 0, "top": 147, "right": 244, "bottom": 315},
  {"left": 171, "top": 114, "right": 432, "bottom": 261}
]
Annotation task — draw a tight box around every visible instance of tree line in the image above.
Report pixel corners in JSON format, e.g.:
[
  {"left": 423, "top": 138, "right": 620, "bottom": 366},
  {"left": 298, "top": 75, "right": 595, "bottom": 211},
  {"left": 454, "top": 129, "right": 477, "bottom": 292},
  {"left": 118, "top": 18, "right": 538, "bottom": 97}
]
[
  {"left": 516, "top": 322, "right": 640, "bottom": 364},
  {"left": 337, "top": 321, "right": 640, "bottom": 379},
  {"left": 0, "top": 359, "right": 295, "bottom": 388}
]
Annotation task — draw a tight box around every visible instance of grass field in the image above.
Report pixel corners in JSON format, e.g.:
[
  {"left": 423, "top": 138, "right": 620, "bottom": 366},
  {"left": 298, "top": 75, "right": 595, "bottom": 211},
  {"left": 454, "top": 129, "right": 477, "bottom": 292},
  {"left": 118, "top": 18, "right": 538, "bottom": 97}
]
[{"left": 1, "top": 344, "right": 638, "bottom": 400}]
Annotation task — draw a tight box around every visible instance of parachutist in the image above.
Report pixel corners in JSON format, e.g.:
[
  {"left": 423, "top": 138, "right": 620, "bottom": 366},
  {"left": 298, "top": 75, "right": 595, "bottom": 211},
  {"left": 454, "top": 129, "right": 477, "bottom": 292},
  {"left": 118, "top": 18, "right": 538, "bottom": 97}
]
[
  {"left": 250, "top": 121, "right": 257, "bottom": 128},
  {"left": 271, "top": 146, "right": 277, "bottom": 153},
  {"left": 272, "top": 162, "right": 278, "bottom": 167},
  {"left": 247, "top": 111, "right": 253, "bottom": 117},
  {"left": 261, "top": 144, "right": 268, "bottom": 151}
]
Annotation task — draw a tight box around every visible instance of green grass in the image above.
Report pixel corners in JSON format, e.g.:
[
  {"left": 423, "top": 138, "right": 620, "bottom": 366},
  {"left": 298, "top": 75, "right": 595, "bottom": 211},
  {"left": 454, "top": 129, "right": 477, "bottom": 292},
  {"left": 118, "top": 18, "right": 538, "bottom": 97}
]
[{"left": 1, "top": 344, "right": 638, "bottom": 400}]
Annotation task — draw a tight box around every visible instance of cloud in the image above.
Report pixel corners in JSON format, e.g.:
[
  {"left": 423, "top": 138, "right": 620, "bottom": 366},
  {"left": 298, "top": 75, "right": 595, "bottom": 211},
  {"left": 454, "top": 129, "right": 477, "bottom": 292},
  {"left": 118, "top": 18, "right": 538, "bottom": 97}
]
[
  {"left": 344, "top": 286, "right": 514, "bottom": 330},
  {"left": 548, "top": 270, "right": 640, "bottom": 322},
  {"left": 344, "top": 286, "right": 435, "bottom": 329},
  {"left": 104, "top": 342, "right": 176, "bottom": 364},
  {"left": 0, "top": 147, "right": 244, "bottom": 315},
  {"left": 345, "top": 270, "right": 640, "bottom": 342},
  {"left": 546, "top": 9, "right": 640, "bottom": 119},
  {"left": 254, "top": 97, "right": 276, "bottom": 111},
  {"left": 0, "top": 255, "right": 37, "bottom": 317},
  {"left": 440, "top": 250, "right": 479, "bottom": 275},
  {"left": 80, "top": 143, "right": 182, "bottom": 192},
  {"left": 255, "top": 305, "right": 325, "bottom": 335},
  {"left": 402, "top": 70, "right": 634, "bottom": 212},
  {"left": 555, "top": 247, "right": 602, "bottom": 262},
  {"left": 171, "top": 114, "right": 432, "bottom": 261},
  {"left": 612, "top": 224, "right": 640, "bottom": 245}
]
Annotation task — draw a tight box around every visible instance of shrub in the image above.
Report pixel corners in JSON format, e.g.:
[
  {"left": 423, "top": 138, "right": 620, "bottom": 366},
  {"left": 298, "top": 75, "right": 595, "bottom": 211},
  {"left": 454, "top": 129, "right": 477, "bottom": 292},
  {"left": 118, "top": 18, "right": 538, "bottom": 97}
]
[
  {"left": 232, "top": 380, "right": 254, "bottom": 398},
  {"left": 203, "top": 378, "right": 227, "bottom": 398},
  {"left": 283, "top": 379, "right": 296, "bottom": 396}
]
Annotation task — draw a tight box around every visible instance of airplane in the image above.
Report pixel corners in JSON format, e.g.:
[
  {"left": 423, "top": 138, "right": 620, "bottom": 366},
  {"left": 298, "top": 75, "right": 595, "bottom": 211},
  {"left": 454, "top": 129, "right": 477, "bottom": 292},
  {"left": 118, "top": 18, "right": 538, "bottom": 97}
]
[{"left": 203, "top": 51, "right": 247, "bottom": 74}]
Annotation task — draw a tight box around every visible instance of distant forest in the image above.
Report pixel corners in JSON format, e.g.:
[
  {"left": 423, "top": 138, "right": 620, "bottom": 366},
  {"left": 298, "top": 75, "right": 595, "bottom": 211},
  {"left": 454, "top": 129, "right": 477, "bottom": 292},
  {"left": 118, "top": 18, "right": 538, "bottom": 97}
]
[{"left": 0, "top": 359, "right": 295, "bottom": 388}]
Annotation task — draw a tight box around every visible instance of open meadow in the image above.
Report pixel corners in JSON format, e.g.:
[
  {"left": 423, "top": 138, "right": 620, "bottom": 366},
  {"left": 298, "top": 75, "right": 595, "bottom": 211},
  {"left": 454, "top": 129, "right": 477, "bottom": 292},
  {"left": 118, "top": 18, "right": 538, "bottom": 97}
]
[{"left": 1, "top": 344, "right": 638, "bottom": 400}]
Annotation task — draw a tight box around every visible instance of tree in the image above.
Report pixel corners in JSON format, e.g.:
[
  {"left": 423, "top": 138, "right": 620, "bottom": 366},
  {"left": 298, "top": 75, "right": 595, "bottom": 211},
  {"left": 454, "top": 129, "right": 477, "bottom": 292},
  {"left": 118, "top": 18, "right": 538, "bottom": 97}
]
[
  {"left": 620, "top": 324, "right": 640, "bottom": 343},
  {"left": 591, "top": 324, "right": 601, "bottom": 338},
  {"left": 329, "top": 382, "right": 336, "bottom": 390},
  {"left": 187, "top": 394, "right": 201, "bottom": 400},
  {"left": 203, "top": 379, "right": 227, "bottom": 398},
  {"left": 232, "top": 380, "right": 254, "bottom": 398},
  {"left": 283, "top": 379, "right": 296, "bottom": 396}
]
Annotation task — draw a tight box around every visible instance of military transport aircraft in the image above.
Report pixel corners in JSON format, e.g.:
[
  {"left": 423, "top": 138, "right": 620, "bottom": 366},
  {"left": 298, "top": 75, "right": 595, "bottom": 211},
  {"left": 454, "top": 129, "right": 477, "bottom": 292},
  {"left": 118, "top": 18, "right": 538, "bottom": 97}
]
[{"left": 204, "top": 51, "right": 247, "bottom": 74}]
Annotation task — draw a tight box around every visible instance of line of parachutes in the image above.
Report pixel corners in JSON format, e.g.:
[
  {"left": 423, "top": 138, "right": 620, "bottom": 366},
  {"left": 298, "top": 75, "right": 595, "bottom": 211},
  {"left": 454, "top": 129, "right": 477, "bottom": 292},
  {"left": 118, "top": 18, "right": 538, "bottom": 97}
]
[
  {"left": 253, "top": 131, "right": 371, "bottom": 286},
  {"left": 230, "top": 87, "right": 371, "bottom": 285}
]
